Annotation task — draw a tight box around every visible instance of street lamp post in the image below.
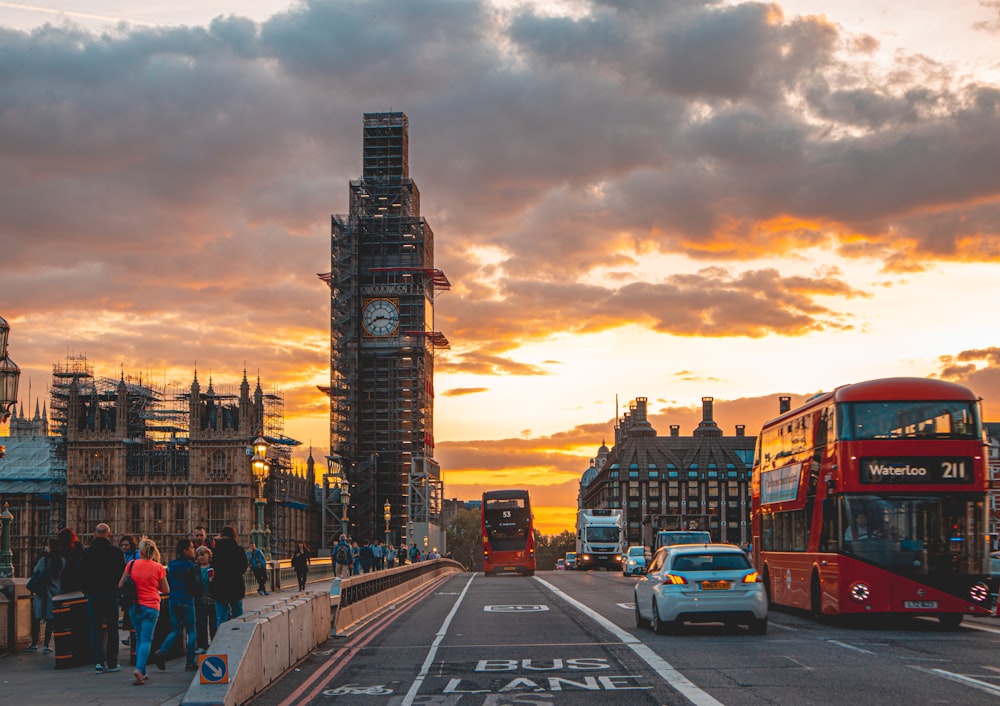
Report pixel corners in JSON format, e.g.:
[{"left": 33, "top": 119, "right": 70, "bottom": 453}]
[
  {"left": 341, "top": 476, "right": 351, "bottom": 540},
  {"left": 0, "top": 315, "right": 22, "bottom": 578},
  {"left": 251, "top": 433, "right": 271, "bottom": 561},
  {"left": 383, "top": 499, "right": 391, "bottom": 549}
]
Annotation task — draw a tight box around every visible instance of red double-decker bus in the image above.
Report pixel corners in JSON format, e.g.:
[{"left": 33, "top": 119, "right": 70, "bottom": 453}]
[
  {"left": 482, "top": 489, "right": 536, "bottom": 576},
  {"left": 751, "top": 377, "right": 994, "bottom": 627}
]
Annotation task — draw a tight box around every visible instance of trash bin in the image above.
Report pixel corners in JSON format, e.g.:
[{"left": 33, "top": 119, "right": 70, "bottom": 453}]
[{"left": 52, "top": 591, "right": 90, "bottom": 670}]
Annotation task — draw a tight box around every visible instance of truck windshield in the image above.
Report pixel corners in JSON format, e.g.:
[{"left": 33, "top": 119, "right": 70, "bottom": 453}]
[
  {"left": 659, "top": 531, "right": 710, "bottom": 545},
  {"left": 586, "top": 527, "right": 620, "bottom": 542}
]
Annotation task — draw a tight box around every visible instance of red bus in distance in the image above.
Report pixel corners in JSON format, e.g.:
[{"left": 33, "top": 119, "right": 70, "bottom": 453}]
[
  {"left": 751, "top": 377, "right": 994, "bottom": 627},
  {"left": 482, "top": 489, "right": 536, "bottom": 576}
]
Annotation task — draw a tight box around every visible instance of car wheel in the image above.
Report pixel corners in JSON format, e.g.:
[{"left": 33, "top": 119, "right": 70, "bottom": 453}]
[
  {"left": 748, "top": 617, "right": 768, "bottom": 635},
  {"left": 634, "top": 598, "right": 645, "bottom": 629},
  {"left": 650, "top": 600, "right": 669, "bottom": 635}
]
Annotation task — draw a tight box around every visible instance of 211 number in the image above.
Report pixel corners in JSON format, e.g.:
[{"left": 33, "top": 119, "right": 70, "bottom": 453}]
[{"left": 942, "top": 461, "right": 966, "bottom": 479}]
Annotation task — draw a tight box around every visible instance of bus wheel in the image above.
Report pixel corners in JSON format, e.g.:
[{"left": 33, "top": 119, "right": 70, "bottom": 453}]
[
  {"left": 939, "top": 614, "right": 963, "bottom": 630},
  {"left": 762, "top": 567, "right": 772, "bottom": 606},
  {"left": 810, "top": 571, "right": 821, "bottom": 617}
]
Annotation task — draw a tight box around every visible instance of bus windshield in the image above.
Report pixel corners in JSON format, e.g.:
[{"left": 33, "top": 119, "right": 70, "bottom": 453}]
[
  {"left": 838, "top": 400, "right": 981, "bottom": 441},
  {"left": 820, "top": 494, "right": 987, "bottom": 576}
]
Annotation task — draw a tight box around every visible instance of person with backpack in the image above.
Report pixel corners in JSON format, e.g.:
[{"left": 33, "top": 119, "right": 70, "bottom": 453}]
[
  {"left": 333, "top": 535, "right": 352, "bottom": 579},
  {"left": 246, "top": 543, "right": 269, "bottom": 596},
  {"left": 151, "top": 538, "right": 199, "bottom": 672}
]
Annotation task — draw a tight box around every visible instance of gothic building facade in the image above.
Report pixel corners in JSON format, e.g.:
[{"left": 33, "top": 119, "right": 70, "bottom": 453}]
[{"left": 62, "top": 365, "right": 315, "bottom": 558}]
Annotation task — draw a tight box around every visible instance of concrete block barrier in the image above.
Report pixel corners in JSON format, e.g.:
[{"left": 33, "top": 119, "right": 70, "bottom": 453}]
[{"left": 182, "top": 560, "right": 463, "bottom": 706}]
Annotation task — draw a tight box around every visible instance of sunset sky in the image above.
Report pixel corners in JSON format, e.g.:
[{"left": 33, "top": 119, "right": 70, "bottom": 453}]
[{"left": 2, "top": 1, "right": 999, "bottom": 534}]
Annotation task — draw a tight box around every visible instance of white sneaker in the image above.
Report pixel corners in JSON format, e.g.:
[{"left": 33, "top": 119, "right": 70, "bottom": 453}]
[{"left": 95, "top": 664, "right": 106, "bottom": 673}]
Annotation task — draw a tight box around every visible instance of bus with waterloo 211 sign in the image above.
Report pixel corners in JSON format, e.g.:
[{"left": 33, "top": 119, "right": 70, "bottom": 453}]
[
  {"left": 482, "top": 489, "right": 536, "bottom": 576},
  {"left": 750, "top": 377, "right": 995, "bottom": 627}
]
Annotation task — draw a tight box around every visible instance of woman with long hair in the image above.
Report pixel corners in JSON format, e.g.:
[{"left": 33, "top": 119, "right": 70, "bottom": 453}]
[
  {"left": 119, "top": 537, "right": 168, "bottom": 686},
  {"left": 26, "top": 537, "right": 63, "bottom": 653}
]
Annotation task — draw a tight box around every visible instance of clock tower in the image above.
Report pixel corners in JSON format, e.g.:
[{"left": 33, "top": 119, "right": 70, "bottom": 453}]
[{"left": 326, "top": 112, "right": 449, "bottom": 544}]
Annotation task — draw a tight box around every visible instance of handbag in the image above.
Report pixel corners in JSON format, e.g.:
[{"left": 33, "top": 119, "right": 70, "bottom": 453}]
[
  {"left": 121, "top": 560, "right": 138, "bottom": 607},
  {"left": 26, "top": 559, "right": 48, "bottom": 595}
]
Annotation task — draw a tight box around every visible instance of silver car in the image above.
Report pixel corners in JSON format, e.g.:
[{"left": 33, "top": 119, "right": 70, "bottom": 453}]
[
  {"left": 622, "top": 545, "right": 650, "bottom": 576},
  {"left": 634, "top": 544, "right": 767, "bottom": 634}
]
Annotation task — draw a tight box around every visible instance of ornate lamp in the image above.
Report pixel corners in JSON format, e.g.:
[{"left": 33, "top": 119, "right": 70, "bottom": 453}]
[
  {"left": 251, "top": 433, "right": 270, "bottom": 560},
  {"left": 0, "top": 316, "right": 20, "bottom": 423},
  {"left": 383, "top": 499, "right": 391, "bottom": 550}
]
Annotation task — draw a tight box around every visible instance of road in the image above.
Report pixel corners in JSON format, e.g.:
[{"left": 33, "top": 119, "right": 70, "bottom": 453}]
[{"left": 253, "top": 570, "right": 1000, "bottom": 705}]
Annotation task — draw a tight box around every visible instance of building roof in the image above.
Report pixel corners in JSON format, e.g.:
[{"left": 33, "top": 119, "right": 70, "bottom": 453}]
[{"left": 0, "top": 436, "right": 65, "bottom": 495}]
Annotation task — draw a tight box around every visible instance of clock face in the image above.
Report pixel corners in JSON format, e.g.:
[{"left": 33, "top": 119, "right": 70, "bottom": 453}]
[{"left": 362, "top": 299, "right": 400, "bottom": 336}]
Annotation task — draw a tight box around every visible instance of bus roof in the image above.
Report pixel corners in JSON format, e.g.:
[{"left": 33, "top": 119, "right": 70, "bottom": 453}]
[
  {"left": 483, "top": 489, "right": 530, "bottom": 500},
  {"left": 761, "top": 377, "right": 979, "bottom": 430}
]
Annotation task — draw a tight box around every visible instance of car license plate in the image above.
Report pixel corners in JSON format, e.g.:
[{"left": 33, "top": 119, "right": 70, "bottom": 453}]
[
  {"left": 904, "top": 600, "right": 938, "bottom": 609},
  {"left": 701, "top": 580, "right": 731, "bottom": 590}
]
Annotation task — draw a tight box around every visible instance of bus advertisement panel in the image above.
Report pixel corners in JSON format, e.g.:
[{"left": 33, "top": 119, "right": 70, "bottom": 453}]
[
  {"left": 751, "top": 377, "right": 994, "bottom": 627},
  {"left": 482, "top": 489, "right": 535, "bottom": 576}
]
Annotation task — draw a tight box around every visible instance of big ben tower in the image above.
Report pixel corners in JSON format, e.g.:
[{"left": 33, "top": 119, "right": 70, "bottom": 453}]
[{"left": 325, "top": 112, "right": 449, "bottom": 544}]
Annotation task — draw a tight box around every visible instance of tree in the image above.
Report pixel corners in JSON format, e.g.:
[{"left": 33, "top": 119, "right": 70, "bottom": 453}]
[
  {"left": 446, "top": 509, "right": 482, "bottom": 572},
  {"left": 533, "top": 529, "right": 576, "bottom": 570}
]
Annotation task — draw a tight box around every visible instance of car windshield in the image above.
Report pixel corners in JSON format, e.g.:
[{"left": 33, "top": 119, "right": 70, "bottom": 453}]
[
  {"left": 627, "top": 548, "right": 645, "bottom": 557},
  {"left": 670, "top": 552, "right": 751, "bottom": 572}
]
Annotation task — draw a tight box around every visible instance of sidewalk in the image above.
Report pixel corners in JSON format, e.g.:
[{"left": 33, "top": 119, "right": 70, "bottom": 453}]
[{"left": 0, "top": 586, "right": 315, "bottom": 706}]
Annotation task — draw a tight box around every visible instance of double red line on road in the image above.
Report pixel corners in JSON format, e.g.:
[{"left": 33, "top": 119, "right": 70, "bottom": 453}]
[{"left": 276, "top": 573, "right": 456, "bottom": 705}]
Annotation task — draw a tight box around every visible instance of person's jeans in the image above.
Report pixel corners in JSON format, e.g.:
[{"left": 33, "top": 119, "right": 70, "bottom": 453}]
[
  {"left": 159, "top": 601, "right": 197, "bottom": 667},
  {"left": 215, "top": 599, "right": 243, "bottom": 626},
  {"left": 87, "top": 594, "right": 120, "bottom": 668},
  {"left": 195, "top": 599, "right": 216, "bottom": 650},
  {"left": 129, "top": 604, "right": 159, "bottom": 675}
]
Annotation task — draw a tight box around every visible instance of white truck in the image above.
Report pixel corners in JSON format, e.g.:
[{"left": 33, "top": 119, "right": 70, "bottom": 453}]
[{"left": 576, "top": 509, "right": 625, "bottom": 571}]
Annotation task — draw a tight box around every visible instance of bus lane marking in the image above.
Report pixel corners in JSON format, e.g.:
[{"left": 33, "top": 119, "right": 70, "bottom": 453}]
[
  {"left": 441, "top": 657, "right": 652, "bottom": 695},
  {"left": 827, "top": 639, "right": 875, "bottom": 655},
  {"left": 532, "top": 576, "right": 723, "bottom": 706},
  {"left": 909, "top": 666, "right": 1000, "bottom": 698},
  {"left": 484, "top": 605, "right": 549, "bottom": 612}
]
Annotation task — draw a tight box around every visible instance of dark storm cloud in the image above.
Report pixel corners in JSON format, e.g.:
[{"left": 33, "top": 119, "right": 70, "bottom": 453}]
[{"left": 1, "top": 0, "right": 998, "bottom": 396}]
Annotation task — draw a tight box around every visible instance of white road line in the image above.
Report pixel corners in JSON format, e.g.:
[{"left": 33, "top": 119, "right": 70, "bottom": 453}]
[
  {"left": 766, "top": 621, "right": 797, "bottom": 631},
  {"left": 909, "top": 666, "right": 1000, "bottom": 697},
  {"left": 534, "top": 576, "right": 723, "bottom": 706},
  {"left": 827, "top": 639, "right": 874, "bottom": 655},
  {"left": 782, "top": 655, "right": 813, "bottom": 670},
  {"left": 400, "top": 574, "right": 476, "bottom": 706},
  {"left": 959, "top": 621, "right": 1000, "bottom": 636}
]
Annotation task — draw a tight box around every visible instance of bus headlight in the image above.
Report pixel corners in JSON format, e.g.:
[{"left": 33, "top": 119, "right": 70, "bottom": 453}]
[
  {"left": 969, "top": 582, "right": 990, "bottom": 603},
  {"left": 849, "top": 582, "right": 871, "bottom": 602}
]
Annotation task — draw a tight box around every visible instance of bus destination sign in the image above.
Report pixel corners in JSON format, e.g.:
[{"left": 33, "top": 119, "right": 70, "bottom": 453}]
[{"left": 859, "top": 457, "right": 975, "bottom": 485}]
